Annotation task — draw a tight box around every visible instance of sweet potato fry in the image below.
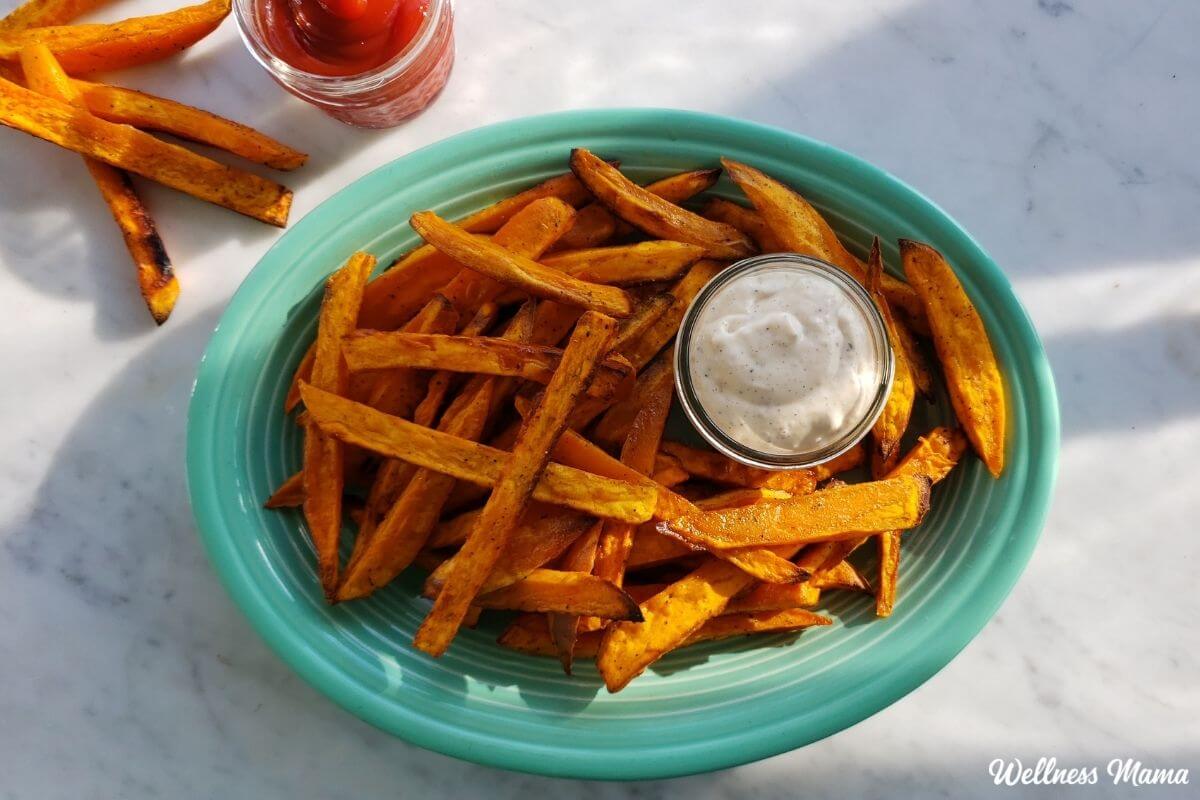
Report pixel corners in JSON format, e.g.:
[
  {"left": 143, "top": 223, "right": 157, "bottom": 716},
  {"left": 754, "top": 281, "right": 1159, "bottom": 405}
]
[
  {"left": 547, "top": 519, "right": 603, "bottom": 673},
  {"left": 696, "top": 487, "right": 792, "bottom": 509},
  {"left": 369, "top": 302, "right": 495, "bottom": 498},
  {"left": 796, "top": 427, "right": 966, "bottom": 585},
  {"left": 658, "top": 441, "right": 819, "bottom": 494},
  {"left": 302, "top": 253, "right": 374, "bottom": 596},
  {"left": 590, "top": 348, "right": 674, "bottom": 445},
  {"left": 264, "top": 470, "right": 304, "bottom": 508},
  {"left": 721, "top": 157, "right": 925, "bottom": 327},
  {"left": 700, "top": 197, "right": 785, "bottom": 253},
  {"left": 427, "top": 505, "right": 593, "bottom": 586},
  {"left": 427, "top": 568, "right": 641, "bottom": 620},
  {"left": 20, "top": 44, "right": 178, "bottom": 323},
  {"left": 620, "top": 258, "right": 725, "bottom": 370},
  {"left": 554, "top": 203, "right": 617, "bottom": 251},
  {"left": 591, "top": 354, "right": 674, "bottom": 592},
  {"left": 814, "top": 443, "right": 866, "bottom": 480},
  {"left": 626, "top": 527, "right": 697, "bottom": 571},
  {"left": 413, "top": 311, "right": 618, "bottom": 656},
  {"left": 556, "top": 168, "right": 721, "bottom": 250},
  {"left": 866, "top": 238, "right": 915, "bottom": 474},
  {"left": 342, "top": 332, "right": 633, "bottom": 401},
  {"left": 893, "top": 309, "right": 934, "bottom": 397},
  {"left": 726, "top": 581, "right": 820, "bottom": 614},
  {"left": 811, "top": 559, "right": 871, "bottom": 592},
  {"left": 340, "top": 308, "right": 545, "bottom": 601},
  {"left": 649, "top": 452, "right": 689, "bottom": 488},
  {"left": 597, "top": 557, "right": 751, "bottom": 691},
  {"left": 541, "top": 241, "right": 704, "bottom": 285},
  {"left": 71, "top": 80, "right": 306, "bottom": 170},
  {"left": 0, "top": 0, "right": 230, "bottom": 75},
  {"left": 0, "top": 76, "right": 292, "bottom": 226},
  {"left": 0, "top": 0, "right": 111, "bottom": 31},
  {"left": 355, "top": 294, "right": 458, "bottom": 417},
  {"left": 901, "top": 240, "right": 1006, "bottom": 477},
  {"left": 503, "top": 607, "right": 828, "bottom": 661},
  {"left": 875, "top": 533, "right": 900, "bottom": 616},
  {"left": 411, "top": 210, "right": 633, "bottom": 317},
  {"left": 570, "top": 149, "right": 755, "bottom": 259},
  {"left": 545, "top": 426, "right": 806, "bottom": 584},
  {"left": 458, "top": 169, "right": 599, "bottom": 234},
  {"left": 659, "top": 475, "right": 931, "bottom": 550}
]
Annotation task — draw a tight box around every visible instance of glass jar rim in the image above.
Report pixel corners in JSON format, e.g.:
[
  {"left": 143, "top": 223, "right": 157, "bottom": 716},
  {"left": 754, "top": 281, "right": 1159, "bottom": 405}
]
[
  {"left": 234, "top": 0, "right": 449, "bottom": 96},
  {"left": 674, "top": 253, "right": 895, "bottom": 471}
]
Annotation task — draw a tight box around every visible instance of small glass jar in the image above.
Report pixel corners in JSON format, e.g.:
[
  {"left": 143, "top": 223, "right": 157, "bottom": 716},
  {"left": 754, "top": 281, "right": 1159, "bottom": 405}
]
[
  {"left": 674, "top": 253, "right": 895, "bottom": 470},
  {"left": 235, "top": 0, "right": 454, "bottom": 128}
]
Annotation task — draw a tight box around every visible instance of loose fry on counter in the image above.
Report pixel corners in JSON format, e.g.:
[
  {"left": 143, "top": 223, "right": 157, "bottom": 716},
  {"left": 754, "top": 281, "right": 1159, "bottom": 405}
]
[
  {"left": 0, "top": 76, "right": 292, "bottom": 226},
  {"left": 341, "top": 332, "right": 634, "bottom": 402},
  {"left": 411, "top": 210, "right": 634, "bottom": 317},
  {"left": 866, "top": 238, "right": 915, "bottom": 475},
  {"left": 541, "top": 240, "right": 704, "bottom": 285},
  {"left": 658, "top": 475, "right": 931, "bottom": 550},
  {"left": 302, "top": 253, "right": 374, "bottom": 596},
  {"left": 570, "top": 148, "right": 755, "bottom": 259},
  {"left": 414, "top": 311, "right": 618, "bottom": 656},
  {"left": 0, "top": 0, "right": 231, "bottom": 75},
  {"left": 71, "top": 80, "right": 306, "bottom": 170},
  {"left": 0, "top": 0, "right": 111, "bottom": 31},
  {"left": 20, "top": 44, "right": 177, "bottom": 323},
  {"left": 720, "top": 157, "right": 925, "bottom": 328},
  {"left": 902, "top": 239, "right": 1006, "bottom": 477}
]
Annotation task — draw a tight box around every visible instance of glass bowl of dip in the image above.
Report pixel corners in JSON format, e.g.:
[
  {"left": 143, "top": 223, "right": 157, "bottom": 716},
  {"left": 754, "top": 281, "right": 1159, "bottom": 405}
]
[{"left": 675, "top": 253, "right": 894, "bottom": 470}]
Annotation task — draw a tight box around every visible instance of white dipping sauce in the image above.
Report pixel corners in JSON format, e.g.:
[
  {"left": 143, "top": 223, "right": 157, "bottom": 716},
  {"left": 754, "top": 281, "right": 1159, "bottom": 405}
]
[{"left": 688, "top": 266, "right": 879, "bottom": 455}]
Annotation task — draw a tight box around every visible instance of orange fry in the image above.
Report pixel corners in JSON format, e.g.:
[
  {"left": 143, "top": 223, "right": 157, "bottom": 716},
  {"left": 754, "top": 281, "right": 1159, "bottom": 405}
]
[
  {"left": 0, "top": 0, "right": 230, "bottom": 75},
  {"left": 570, "top": 148, "right": 754, "bottom": 259},
  {"left": 414, "top": 311, "right": 618, "bottom": 656},
  {"left": 20, "top": 44, "right": 177, "bottom": 323},
  {"left": 302, "top": 252, "right": 374, "bottom": 596},
  {"left": 0, "top": 75, "right": 292, "bottom": 226},
  {"left": 411, "top": 210, "right": 633, "bottom": 317},
  {"left": 902, "top": 240, "right": 1006, "bottom": 477}
]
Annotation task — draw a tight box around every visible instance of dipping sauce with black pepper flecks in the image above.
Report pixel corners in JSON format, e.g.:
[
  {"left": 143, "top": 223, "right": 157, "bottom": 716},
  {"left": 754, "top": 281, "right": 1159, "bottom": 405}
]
[{"left": 687, "top": 266, "right": 880, "bottom": 456}]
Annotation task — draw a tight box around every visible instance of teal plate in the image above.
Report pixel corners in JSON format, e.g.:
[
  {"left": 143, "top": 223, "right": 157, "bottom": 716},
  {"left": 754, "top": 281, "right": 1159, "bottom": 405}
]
[{"left": 186, "top": 109, "right": 1058, "bottom": 780}]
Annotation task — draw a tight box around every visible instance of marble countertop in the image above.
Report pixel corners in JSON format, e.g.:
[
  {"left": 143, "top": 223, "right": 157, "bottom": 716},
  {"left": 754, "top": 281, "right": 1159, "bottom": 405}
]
[{"left": 2, "top": 0, "right": 1197, "bottom": 797}]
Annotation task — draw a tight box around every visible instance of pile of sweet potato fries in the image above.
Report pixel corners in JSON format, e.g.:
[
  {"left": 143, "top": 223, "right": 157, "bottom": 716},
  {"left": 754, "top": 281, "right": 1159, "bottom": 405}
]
[
  {"left": 0, "top": 0, "right": 305, "bottom": 323},
  {"left": 269, "top": 147, "right": 1006, "bottom": 691}
]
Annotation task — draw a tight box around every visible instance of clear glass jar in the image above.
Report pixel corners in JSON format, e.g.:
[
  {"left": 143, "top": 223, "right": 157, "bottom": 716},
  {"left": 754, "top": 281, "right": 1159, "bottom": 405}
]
[
  {"left": 234, "top": 0, "right": 454, "bottom": 128},
  {"left": 674, "top": 253, "right": 895, "bottom": 470}
]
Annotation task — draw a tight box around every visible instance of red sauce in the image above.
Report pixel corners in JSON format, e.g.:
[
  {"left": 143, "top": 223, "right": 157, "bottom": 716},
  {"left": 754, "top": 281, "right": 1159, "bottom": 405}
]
[{"left": 261, "top": 0, "right": 430, "bottom": 77}]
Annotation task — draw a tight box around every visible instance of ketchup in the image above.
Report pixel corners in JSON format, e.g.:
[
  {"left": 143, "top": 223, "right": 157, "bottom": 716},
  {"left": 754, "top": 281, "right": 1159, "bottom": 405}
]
[{"left": 262, "top": 0, "right": 430, "bottom": 76}]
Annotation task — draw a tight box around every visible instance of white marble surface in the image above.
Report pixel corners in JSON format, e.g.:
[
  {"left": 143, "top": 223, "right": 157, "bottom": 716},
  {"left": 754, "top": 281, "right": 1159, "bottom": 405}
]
[{"left": 1, "top": 0, "right": 1197, "bottom": 797}]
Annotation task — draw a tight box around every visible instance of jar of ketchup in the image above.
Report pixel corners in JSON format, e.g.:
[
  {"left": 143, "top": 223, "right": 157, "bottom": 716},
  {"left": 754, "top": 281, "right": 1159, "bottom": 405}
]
[{"left": 235, "top": 0, "right": 453, "bottom": 128}]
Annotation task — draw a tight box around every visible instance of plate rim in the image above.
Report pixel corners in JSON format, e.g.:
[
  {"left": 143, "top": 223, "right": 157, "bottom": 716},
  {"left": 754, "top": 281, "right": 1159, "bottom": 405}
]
[{"left": 186, "top": 107, "right": 1060, "bottom": 780}]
